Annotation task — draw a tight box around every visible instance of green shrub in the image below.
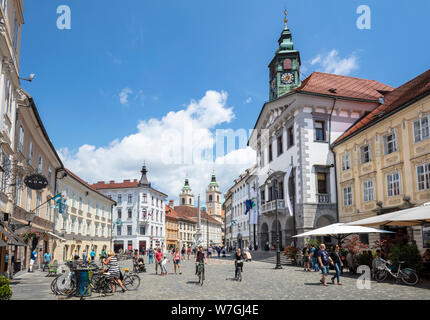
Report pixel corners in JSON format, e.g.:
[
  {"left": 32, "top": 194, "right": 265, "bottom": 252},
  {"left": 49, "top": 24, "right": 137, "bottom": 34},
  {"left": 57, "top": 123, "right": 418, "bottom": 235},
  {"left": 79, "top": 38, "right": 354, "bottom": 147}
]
[
  {"left": 390, "top": 243, "right": 423, "bottom": 272},
  {"left": 306, "top": 239, "right": 320, "bottom": 248},
  {"left": 0, "top": 276, "right": 12, "bottom": 300},
  {"left": 357, "top": 252, "right": 372, "bottom": 267}
]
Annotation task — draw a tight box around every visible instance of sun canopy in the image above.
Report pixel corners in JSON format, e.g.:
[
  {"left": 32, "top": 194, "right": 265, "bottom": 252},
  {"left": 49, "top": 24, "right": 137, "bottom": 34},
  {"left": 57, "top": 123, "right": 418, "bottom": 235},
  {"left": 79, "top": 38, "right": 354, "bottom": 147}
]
[
  {"left": 293, "top": 223, "right": 394, "bottom": 238},
  {"left": 346, "top": 204, "right": 430, "bottom": 227}
]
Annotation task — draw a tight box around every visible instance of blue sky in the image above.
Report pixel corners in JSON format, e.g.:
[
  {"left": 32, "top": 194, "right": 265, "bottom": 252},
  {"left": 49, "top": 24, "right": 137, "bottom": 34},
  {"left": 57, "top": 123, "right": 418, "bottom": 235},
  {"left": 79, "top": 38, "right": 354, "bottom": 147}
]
[{"left": 18, "top": 0, "right": 430, "bottom": 201}]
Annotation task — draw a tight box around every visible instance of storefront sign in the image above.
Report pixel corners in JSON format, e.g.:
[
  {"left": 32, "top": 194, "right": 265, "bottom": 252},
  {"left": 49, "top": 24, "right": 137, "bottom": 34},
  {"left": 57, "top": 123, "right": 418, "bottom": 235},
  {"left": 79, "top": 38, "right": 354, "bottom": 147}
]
[{"left": 24, "top": 174, "right": 49, "bottom": 190}]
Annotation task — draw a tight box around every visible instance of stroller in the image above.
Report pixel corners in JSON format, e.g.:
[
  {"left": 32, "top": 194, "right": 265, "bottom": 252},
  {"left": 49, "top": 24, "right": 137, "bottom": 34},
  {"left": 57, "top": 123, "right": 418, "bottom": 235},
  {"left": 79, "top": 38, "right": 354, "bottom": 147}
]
[{"left": 134, "top": 257, "right": 147, "bottom": 273}]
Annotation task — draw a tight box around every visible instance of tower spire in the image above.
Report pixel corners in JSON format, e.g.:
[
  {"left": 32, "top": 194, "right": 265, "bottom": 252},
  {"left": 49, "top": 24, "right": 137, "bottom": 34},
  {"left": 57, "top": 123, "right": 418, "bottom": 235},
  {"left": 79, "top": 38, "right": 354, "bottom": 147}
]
[{"left": 284, "top": 9, "right": 288, "bottom": 29}]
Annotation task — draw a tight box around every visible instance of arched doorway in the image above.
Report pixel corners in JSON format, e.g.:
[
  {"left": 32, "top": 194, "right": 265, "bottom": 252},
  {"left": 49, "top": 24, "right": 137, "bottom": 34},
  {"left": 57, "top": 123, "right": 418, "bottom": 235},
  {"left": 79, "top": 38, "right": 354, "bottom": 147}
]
[
  {"left": 271, "top": 220, "right": 282, "bottom": 249},
  {"left": 260, "top": 223, "right": 269, "bottom": 250}
]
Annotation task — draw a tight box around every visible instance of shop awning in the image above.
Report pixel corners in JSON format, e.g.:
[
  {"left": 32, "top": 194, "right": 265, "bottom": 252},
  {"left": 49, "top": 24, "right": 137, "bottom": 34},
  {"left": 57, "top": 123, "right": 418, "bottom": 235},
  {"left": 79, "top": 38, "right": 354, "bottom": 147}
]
[
  {"left": 46, "top": 231, "right": 66, "bottom": 242},
  {"left": 0, "top": 223, "right": 28, "bottom": 246}
]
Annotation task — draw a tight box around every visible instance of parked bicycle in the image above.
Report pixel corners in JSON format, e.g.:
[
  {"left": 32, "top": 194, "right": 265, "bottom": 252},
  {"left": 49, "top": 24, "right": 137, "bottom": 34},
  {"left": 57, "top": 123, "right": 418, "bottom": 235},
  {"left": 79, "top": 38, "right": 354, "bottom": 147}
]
[
  {"left": 121, "top": 268, "right": 141, "bottom": 290},
  {"left": 374, "top": 258, "right": 419, "bottom": 286}
]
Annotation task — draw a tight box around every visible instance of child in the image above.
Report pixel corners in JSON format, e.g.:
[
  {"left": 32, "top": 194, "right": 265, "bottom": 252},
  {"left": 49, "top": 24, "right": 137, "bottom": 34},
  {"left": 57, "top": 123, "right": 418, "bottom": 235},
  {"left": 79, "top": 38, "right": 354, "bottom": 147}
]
[{"left": 161, "top": 256, "right": 169, "bottom": 276}]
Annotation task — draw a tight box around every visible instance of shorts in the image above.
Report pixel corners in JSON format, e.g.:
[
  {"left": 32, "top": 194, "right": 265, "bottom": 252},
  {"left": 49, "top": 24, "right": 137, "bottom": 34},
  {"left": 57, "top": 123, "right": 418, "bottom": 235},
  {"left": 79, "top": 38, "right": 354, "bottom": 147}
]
[
  {"left": 304, "top": 256, "right": 309, "bottom": 263},
  {"left": 321, "top": 265, "right": 329, "bottom": 275},
  {"left": 174, "top": 260, "right": 180, "bottom": 265}
]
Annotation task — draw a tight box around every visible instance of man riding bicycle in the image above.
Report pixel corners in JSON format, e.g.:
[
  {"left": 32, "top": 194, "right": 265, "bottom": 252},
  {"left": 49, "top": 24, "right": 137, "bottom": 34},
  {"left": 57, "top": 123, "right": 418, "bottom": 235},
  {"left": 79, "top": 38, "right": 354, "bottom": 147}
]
[
  {"left": 234, "top": 248, "right": 244, "bottom": 280},
  {"left": 195, "top": 246, "right": 207, "bottom": 280}
]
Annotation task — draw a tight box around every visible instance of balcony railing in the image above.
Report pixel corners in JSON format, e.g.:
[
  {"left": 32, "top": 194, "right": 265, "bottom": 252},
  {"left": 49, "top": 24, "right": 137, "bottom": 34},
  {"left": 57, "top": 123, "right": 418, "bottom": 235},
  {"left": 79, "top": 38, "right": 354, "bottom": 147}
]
[
  {"left": 261, "top": 199, "right": 285, "bottom": 215},
  {"left": 317, "top": 194, "right": 330, "bottom": 204}
]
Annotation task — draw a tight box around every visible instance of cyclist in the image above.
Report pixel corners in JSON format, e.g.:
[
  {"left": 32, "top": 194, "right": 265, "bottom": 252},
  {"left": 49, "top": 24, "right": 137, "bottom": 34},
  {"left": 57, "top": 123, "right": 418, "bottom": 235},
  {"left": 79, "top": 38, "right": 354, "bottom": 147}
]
[
  {"left": 195, "top": 246, "right": 207, "bottom": 280},
  {"left": 234, "top": 248, "right": 244, "bottom": 280}
]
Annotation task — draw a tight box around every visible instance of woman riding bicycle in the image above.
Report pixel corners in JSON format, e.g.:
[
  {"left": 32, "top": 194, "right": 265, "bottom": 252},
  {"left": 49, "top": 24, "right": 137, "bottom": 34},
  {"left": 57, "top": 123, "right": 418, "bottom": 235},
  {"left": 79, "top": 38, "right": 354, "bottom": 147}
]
[
  {"left": 234, "top": 248, "right": 244, "bottom": 280},
  {"left": 195, "top": 246, "right": 207, "bottom": 280}
]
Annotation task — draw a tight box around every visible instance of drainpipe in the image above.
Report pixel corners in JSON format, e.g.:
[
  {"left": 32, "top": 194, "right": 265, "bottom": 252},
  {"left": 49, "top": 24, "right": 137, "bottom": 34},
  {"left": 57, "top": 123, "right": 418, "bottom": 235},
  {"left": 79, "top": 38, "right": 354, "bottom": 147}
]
[{"left": 328, "top": 98, "right": 337, "bottom": 223}]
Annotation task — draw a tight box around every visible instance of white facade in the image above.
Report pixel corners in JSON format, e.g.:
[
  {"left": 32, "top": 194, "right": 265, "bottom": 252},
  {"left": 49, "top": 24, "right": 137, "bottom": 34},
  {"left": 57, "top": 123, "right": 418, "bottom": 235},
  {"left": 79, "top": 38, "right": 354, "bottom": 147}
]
[
  {"left": 249, "top": 92, "right": 386, "bottom": 249},
  {"left": 230, "top": 169, "right": 251, "bottom": 249},
  {"left": 93, "top": 166, "right": 168, "bottom": 253}
]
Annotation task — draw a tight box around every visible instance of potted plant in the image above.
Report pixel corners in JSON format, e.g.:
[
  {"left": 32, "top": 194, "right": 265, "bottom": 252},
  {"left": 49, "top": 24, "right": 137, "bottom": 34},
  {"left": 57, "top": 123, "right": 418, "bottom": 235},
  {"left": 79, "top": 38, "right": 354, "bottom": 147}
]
[{"left": 0, "top": 276, "right": 12, "bottom": 300}]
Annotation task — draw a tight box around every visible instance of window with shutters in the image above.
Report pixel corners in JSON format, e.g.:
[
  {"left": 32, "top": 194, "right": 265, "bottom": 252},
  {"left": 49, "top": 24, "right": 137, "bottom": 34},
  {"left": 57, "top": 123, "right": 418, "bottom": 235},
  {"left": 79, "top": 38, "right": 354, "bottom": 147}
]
[
  {"left": 417, "top": 163, "right": 430, "bottom": 191},
  {"left": 387, "top": 172, "right": 401, "bottom": 197},
  {"left": 360, "top": 144, "right": 372, "bottom": 164},
  {"left": 343, "top": 186, "right": 353, "bottom": 206},
  {"left": 414, "top": 116, "right": 430, "bottom": 143},
  {"left": 383, "top": 131, "right": 398, "bottom": 155},
  {"left": 363, "top": 180, "right": 374, "bottom": 202},
  {"left": 342, "top": 153, "right": 351, "bottom": 171}
]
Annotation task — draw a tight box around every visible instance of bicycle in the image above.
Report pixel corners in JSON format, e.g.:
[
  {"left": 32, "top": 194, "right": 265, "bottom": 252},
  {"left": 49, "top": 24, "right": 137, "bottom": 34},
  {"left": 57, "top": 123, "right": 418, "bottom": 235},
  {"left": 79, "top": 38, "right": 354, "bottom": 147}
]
[
  {"left": 374, "top": 258, "right": 419, "bottom": 286},
  {"left": 122, "top": 268, "right": 141, "bottom": 290},
  {"left": 234, "top": 259, "right": 243, "bottom": 282},
  {"left": 196, "top": 262, "right": 205, "bottom": 286}
]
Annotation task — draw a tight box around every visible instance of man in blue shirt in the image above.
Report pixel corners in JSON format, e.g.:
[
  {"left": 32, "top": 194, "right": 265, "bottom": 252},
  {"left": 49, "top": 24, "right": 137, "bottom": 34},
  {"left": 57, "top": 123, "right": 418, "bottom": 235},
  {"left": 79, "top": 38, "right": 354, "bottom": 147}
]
[
  {"left": 90, "top": 249, "right": 96, "bottom": 262},
  {"left": 43, "top": 251, "right": 52, "bottom": 271},
  {"left": 317, "top": 244, "right": 334, "bottom": 286}
]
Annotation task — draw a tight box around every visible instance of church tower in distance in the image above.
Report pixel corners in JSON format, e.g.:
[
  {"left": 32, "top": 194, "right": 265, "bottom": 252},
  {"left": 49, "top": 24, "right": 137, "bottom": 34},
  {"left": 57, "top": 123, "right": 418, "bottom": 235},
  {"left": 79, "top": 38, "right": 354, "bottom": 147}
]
[
  {"left": 179, "top": 177, "right": 194, "bottom": 207},
  {"left": 206, "top": 171, "right": 222, "bottom": 223}
]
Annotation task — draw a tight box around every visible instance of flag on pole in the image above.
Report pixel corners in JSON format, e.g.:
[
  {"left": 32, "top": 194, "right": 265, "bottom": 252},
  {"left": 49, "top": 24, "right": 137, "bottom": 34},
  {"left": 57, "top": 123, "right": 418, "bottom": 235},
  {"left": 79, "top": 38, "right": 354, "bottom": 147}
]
[
  {"left": 286, "top": 166, "right": 294, "bottom": 216},
  {"left": 244, "top": 199, "right": 255, "bottom": 215},
  {"left": 51, "top": 193, "right": 62, "bottom": 202}
]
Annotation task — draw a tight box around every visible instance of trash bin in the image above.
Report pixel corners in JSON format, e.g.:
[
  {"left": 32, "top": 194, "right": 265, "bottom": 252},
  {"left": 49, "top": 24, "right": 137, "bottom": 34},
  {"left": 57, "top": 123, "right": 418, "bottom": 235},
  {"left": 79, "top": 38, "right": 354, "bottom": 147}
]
[{"left": 76, "top": 268, "right": 91, "bottom": 297}]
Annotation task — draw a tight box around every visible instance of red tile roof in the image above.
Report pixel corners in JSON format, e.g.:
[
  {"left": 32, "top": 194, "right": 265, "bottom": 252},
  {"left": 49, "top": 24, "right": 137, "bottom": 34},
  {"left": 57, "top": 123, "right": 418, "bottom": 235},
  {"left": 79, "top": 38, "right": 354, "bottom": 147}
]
[
  {"left": 295, "top": 72, "right": 394, "bottom": 101},
  {"left": 65, "top": 169, "right": 116, "bottom": 203},
  {"left": 165, "top": 205, "right": 179, "bottom": 221},
  {"left": 91, "top": 180, "right": 139, "bottom": 190},
  {"left": 174, "top": 206, "right": 222, "bottom": 225},
  {"left": 334, "top": 69, "right": 430, "bottom": 145}
]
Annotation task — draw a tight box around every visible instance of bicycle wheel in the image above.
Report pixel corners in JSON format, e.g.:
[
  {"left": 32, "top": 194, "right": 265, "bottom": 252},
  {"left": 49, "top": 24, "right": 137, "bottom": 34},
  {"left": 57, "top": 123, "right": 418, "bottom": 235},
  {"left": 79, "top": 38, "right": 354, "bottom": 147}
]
[
  {"left": 123, "top": 275, "right": 140, "bottom": 290},
  {"left": 401, "top": 269, "right": 419, "bottom": 286},
  {"left": 375, "top": 270, "right": 388, "bottom": 282},
  {"left": 50, "top": 275, "right": 59, "bottom": 294}
]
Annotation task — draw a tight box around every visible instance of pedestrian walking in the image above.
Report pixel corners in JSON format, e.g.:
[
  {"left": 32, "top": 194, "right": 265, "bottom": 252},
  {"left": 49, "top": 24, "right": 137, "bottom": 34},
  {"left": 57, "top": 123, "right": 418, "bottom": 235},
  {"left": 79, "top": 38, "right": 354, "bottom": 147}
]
[
  {"left": 161, "top": 255, "right": 169, "bottom": 276},
  {"left": 309, "top": 245, "right": 320, "bottom": 272},
  {"left": 155, "top": 248, "right": 163, "bottom": 275},
  {"left": 317, "top": 244, "right": 334, "bottom": 286},
  {"left": 187, "top": 246, "right": 191, "bottom": 260},
  {"left": 181, "top": 246, "right": 186, "bottom": 260},
  {"left": 43, "top": 251, "right": 52, "bottom": 271},
  {"left": 29, "top": 249, "right": 37, "bottom": 272},
  {"left": 82, "top": 250, "right": 88, "bottom": 263},
  {"left": 302, "top": 244, "right": 311, "bottom": 272},
  {"left": 330, "top": 244, "right": 343, "bottom": 285},
  {"left": 90, "top": 248, "right": 96, "bottom": 263},
  {"left": 73, "top": 250, "right": 80, "bottom": 261},
  {"left": 173, "top": 248, "right": 182, "bottom": 275},
  {"left": 103, "top": 251, "right": 126, "bottom": 293},
  {"left": 148, "top": 247, "right": 154, "bottom": 264}
]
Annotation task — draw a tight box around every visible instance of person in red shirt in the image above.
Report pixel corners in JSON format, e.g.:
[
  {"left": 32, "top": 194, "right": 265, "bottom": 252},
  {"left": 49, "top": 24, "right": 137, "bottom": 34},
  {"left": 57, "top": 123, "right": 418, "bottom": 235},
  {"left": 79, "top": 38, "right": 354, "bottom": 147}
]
[{"left": 155, "top": 248, "right": 163, "bottom": 275}]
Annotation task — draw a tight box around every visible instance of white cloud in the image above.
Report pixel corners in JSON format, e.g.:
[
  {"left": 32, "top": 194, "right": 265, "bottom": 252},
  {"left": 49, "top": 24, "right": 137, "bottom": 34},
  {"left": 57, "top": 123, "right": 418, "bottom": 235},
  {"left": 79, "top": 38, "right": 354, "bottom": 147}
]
[
  {"left": 310, "top": 49, "right": 358, "bottom": 75},
  {"left": 59, "top": 90, "right": 255, "bottom": 204},
  {"left": 244, "top": 97, "right": 252, "bottom": 104},
  {"left": 119, "top": 88, "right": 133, "bottom": 105}
]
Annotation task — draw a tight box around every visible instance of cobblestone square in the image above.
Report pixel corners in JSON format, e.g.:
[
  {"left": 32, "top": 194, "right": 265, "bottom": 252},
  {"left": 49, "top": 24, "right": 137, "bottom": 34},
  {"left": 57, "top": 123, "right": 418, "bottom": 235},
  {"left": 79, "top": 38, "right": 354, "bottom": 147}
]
[{"left": 9, "top": 256, "right": 430, "bottom": 300}]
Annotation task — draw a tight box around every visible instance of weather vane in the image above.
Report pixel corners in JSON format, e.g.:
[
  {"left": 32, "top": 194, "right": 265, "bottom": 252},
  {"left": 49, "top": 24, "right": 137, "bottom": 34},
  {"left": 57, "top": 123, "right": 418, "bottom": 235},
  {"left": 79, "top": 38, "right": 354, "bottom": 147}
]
[{"left": 284, "top": 9, "right": 288, "bottom": 28}]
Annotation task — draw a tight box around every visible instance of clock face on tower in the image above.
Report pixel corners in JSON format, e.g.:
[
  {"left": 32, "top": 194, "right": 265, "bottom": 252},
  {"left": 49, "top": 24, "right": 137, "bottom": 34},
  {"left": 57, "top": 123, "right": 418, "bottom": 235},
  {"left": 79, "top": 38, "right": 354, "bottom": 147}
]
[{"left": 281, "top": 72, "right": 295, "bottom": 85}]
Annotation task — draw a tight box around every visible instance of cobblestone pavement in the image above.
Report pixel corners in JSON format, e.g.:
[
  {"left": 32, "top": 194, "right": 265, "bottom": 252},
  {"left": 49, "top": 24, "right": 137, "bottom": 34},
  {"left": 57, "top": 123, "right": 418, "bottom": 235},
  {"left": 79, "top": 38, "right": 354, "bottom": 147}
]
[{"left": 10, "top": 256, "right": 430, "bottom": 300}]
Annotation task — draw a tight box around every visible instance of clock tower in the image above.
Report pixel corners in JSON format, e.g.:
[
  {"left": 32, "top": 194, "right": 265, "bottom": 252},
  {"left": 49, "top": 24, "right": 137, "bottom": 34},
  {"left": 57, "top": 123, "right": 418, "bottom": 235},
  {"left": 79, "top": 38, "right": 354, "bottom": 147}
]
[{"left": 269, "top": 10, "right": 301, "bottom": 101}]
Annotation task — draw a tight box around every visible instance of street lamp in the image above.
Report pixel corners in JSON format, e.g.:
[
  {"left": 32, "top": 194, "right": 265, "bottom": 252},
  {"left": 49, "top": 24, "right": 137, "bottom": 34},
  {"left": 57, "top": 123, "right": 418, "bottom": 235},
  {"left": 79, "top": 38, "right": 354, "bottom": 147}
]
[{"left": 267, "top": 176, "right": 282, "bottom": 270}]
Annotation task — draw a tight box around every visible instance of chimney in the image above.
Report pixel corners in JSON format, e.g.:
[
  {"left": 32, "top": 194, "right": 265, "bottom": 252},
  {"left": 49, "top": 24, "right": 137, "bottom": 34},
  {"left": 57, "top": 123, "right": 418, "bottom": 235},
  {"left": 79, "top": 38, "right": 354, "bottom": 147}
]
[
  {"left": 109, "top": 180, "right": 115, "bottom": 184},
  {"left": 97, "top": 181, "right": 105, "bottom": 184},
  {"left": 124, "top": 179, "right": 131, "bottom": 183},
  {"left": 168, "top": 200, "right": 174, "bottom": 209}
]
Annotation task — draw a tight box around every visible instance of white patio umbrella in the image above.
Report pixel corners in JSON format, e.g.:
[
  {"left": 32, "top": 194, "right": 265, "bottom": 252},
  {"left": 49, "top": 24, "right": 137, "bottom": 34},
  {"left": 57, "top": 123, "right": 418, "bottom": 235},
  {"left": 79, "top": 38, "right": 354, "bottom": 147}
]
[
  {"left": 293, "top": 223, "right": 394, "bottom": 244},
  {"left": 346, "top": 203, "right": 430, "bottom": 227}
]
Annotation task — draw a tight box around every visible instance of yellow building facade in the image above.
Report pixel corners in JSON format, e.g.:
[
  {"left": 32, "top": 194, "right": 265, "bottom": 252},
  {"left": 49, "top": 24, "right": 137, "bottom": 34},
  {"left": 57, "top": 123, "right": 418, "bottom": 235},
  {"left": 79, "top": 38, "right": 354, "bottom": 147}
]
[{"left": 333, "top": 69, "right": 430, "bottom": 252}]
